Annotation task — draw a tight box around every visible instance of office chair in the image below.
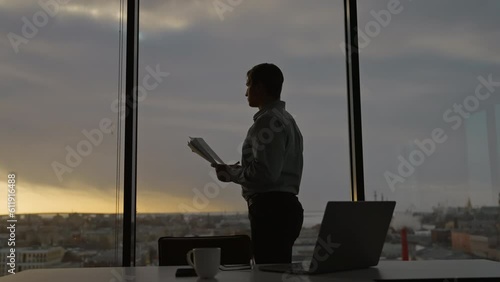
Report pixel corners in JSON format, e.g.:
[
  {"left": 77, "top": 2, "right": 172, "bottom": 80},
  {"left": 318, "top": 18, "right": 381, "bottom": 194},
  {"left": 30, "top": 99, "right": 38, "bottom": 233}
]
[{"left": 158, "top": 235, "right": 253, "bottom": 266}]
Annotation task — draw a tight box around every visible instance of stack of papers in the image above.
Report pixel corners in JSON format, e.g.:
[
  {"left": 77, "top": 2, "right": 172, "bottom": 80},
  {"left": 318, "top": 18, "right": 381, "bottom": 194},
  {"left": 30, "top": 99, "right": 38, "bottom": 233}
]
[{"left": 187, "top": 137, "right": 225, "bottom": 165}]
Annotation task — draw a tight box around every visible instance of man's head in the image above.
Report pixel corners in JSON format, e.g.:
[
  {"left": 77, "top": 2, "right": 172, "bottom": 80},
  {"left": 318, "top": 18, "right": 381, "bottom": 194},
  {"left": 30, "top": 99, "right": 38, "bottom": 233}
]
[{"left": 245, "top": 63, "right": 284, "bottom": 108}]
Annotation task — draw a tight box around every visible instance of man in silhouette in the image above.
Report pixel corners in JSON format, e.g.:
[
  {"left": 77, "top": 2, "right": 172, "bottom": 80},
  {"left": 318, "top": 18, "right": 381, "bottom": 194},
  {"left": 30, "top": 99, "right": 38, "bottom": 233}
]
[{"left": 213, "top": 63, "right": 304, "bottom": 264}]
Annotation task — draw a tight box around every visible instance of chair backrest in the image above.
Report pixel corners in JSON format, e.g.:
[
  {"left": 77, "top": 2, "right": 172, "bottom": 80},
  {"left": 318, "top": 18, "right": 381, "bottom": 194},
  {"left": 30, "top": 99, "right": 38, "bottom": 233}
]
[{"left": 158, "top": 235, "right": 253, "bottom": 266}]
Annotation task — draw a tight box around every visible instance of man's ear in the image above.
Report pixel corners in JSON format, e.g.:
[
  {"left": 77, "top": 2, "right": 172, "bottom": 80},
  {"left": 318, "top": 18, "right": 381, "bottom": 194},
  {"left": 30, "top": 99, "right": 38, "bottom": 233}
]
[{"left": 255, "top": 83, "right": 266, "bottom": 95}]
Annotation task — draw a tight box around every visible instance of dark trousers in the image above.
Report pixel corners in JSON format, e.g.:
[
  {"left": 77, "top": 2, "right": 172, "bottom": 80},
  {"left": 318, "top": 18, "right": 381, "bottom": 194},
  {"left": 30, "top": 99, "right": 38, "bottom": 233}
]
[{"left": 247, "top": 192, "right": 304, "bottom": 264}]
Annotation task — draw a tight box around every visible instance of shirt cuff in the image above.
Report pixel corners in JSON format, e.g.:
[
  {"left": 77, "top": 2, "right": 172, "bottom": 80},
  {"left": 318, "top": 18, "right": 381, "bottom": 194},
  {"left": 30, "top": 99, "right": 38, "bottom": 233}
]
[{"left": 229, "top": 166, "right": 244, "bottom": 184}]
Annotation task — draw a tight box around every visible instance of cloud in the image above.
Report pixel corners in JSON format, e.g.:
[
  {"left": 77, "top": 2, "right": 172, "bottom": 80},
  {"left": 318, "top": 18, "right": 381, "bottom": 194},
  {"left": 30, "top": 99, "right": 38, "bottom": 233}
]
[{"left": 1, "top": 0, "right": 500, "bottom": 215}]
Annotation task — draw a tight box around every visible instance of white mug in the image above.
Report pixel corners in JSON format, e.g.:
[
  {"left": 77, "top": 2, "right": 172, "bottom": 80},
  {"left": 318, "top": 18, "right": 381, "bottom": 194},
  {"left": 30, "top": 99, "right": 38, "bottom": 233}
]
[{"left": 186, "top": 247, "right": 221, "bottom": 278}]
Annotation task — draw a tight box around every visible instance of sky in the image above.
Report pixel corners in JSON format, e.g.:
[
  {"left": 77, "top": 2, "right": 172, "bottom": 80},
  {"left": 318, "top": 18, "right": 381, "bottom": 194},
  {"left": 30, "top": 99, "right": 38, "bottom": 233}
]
[{"left": 0, "top": 0, "right": 499, "bottom": 215}]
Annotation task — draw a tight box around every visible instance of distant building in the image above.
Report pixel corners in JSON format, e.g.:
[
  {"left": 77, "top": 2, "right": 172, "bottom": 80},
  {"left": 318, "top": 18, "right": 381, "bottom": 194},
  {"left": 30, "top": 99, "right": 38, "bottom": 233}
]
[
  {"left": 431, "top": 229, "right": 451, "bottom": 244},
  {"left": 451, "top": 231, "right": 500, "bottom": 261},
  {"left": 452, "top": 231, "right": 472, "bottom": 254},
  {"left": 0, "top": 247, "right": 65, "bottom": 275}
]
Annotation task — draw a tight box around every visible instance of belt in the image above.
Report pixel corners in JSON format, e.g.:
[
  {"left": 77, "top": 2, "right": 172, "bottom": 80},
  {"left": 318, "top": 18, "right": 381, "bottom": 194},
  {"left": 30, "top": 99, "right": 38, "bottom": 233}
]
[{"left": 247, "top": 191, "right": 297, "bottom": 207}]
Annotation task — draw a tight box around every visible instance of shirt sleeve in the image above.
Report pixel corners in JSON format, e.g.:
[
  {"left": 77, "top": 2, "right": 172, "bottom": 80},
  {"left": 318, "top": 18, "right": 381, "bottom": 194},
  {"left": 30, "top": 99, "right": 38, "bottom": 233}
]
[{"left": 230, "top": 115, "right": 287, "bottom": 189}]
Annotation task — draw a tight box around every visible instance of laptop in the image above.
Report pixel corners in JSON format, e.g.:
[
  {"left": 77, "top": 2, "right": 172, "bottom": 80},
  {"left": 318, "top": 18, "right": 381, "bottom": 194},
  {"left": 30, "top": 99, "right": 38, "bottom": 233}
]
[{"left": 259, "top": 201, "right": 396, "bottom": 275}]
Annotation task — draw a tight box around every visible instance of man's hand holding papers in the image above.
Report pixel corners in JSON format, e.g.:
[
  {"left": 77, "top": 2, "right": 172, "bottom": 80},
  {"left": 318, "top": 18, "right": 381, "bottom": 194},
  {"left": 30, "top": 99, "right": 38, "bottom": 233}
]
[
  {"left": 211, "top": 162, "right": 241, "bottom": 182},
  {"left": 188, "top": 137, "right": 241, "bottom": 182}
]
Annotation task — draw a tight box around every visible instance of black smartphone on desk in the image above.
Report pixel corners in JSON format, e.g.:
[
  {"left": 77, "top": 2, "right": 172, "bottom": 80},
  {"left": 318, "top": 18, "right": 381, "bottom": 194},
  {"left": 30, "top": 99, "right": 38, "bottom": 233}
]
[{"left": 175, "top": 267, "right": 197, "bottom": 277}]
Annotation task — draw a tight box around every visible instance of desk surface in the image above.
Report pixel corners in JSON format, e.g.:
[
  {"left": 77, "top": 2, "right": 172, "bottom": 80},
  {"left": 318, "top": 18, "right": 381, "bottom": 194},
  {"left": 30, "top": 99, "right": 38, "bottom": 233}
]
[{"left": 1, "top": 260, "right": 500, "bottom": 282}]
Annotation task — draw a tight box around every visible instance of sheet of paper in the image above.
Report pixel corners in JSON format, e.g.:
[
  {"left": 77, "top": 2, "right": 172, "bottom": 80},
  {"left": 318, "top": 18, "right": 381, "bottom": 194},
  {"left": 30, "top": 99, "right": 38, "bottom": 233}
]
[
  {"left": 188, "top": 142, "right": 214, "bottom": 164},
  {"left": 187, "top": 137, "right": 225, "bottom": 165}
]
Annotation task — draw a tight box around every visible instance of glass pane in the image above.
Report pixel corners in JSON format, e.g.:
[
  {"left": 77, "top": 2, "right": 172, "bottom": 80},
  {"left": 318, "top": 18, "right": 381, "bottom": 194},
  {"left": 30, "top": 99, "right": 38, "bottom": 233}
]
[
  {"left": 0, "top": 1, "right": 123, "bottom": 276},
  {"left": 358, "top": 0, "right": 500, "bottom": 261},
  {"left": 137, "top": 0, "right": 349, "bottom": 265}
]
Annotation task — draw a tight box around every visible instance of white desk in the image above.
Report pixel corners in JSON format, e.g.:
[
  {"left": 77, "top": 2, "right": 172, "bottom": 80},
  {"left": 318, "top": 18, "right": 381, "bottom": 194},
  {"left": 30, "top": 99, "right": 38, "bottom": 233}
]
[{"left": 1, "top": 260, "right": 500, "bottom": 281}]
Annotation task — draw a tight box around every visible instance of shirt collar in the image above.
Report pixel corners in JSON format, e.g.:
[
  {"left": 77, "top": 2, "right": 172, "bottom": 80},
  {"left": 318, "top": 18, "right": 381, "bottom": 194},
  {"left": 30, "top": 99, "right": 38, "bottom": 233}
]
[{"left": 253, "top": 100, "right": 286, "bottom": 121}]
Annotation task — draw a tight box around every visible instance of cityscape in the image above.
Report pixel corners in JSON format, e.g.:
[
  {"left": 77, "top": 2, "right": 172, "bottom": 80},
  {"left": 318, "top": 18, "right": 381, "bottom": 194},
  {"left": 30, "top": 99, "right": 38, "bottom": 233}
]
[{"left": 1, "top": 198, "right": 499, "bottom": 276}]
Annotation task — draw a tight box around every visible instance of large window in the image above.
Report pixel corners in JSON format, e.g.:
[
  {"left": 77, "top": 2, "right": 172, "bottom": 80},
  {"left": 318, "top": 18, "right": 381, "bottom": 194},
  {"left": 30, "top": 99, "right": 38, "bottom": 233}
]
[
  {"left": 358, "top": 0, "right": 500, "bottom": 260},
  {"left": 0, "top": 1, "right": 123, "bottom": 276},
  {"left": 136, "top": 0, "right": 350, "bottom": 265},
  {"left": 3, "top": 1, "right": 497, "bottom": 274}
]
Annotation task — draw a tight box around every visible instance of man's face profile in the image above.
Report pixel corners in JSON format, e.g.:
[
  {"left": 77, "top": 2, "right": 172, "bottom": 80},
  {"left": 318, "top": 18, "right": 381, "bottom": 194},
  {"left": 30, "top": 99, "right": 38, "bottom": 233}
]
[{"left": 245, "top": 76, "right": 263, "bottom": 108}]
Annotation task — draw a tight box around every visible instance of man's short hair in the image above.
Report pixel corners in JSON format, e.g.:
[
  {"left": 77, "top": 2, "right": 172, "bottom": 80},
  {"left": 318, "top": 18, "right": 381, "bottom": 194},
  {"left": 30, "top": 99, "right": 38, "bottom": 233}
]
[{"left": 247, "top": 63, "right": 284, "bottom": 99}]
